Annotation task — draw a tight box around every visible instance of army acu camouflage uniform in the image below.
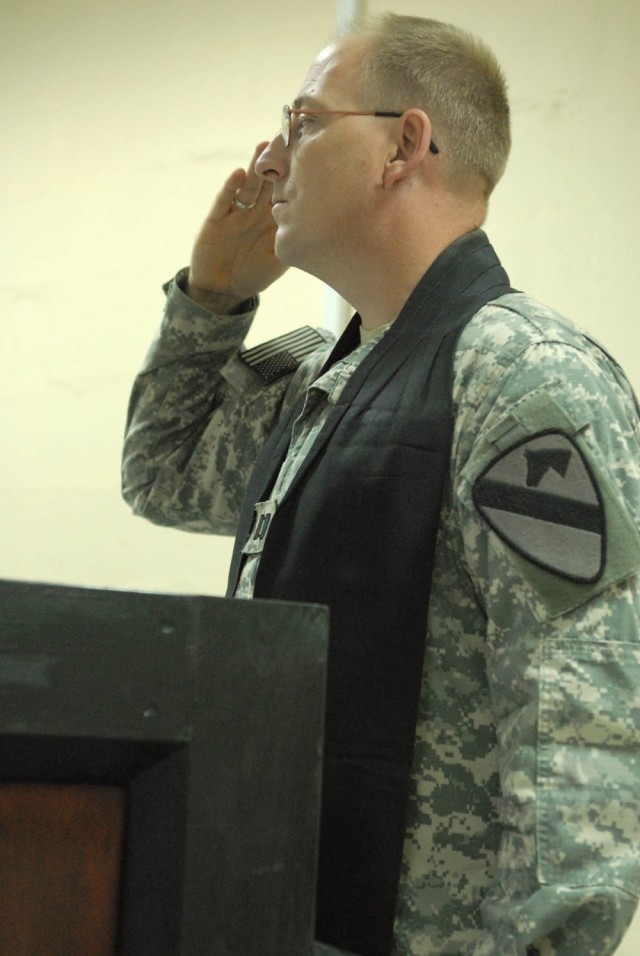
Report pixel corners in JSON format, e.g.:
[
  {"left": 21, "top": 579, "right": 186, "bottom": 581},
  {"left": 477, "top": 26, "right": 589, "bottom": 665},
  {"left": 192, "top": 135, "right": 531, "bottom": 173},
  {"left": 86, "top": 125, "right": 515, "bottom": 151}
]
[{"left": 123, "top": 265, "right": 640, "bottom": 956}]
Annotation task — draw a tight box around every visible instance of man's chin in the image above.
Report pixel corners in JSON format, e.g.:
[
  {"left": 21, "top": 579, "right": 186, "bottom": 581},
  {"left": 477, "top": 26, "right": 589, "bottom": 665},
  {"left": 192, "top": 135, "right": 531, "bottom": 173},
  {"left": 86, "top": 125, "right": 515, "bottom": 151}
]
[
  {"left": 274, "top": 230, "right": 324, "bottom": 280},
  {"left": 274, "top": 231, "right": 296, "bottom": 268}
]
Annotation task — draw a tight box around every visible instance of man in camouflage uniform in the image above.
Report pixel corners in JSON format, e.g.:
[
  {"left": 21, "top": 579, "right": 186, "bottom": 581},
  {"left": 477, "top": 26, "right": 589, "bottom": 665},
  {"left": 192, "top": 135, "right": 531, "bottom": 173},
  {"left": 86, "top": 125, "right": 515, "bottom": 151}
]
[{"left": 122, "top": 14, "right": 640, "bottom": 956}]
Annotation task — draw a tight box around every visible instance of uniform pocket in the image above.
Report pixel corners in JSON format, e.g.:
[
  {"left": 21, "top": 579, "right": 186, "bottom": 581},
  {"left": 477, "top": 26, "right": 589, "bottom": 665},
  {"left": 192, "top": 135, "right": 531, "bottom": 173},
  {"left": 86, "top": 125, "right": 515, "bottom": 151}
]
[{"left": 537, "top": 638, "right": 640, "bottom": 895}]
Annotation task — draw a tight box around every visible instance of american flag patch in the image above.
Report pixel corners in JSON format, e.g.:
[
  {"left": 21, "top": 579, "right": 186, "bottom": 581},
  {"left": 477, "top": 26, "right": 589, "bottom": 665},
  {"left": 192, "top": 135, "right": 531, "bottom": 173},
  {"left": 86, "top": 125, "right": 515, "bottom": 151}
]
[{"left": 241, "top": 327, "right": 326, "bottom": 384}]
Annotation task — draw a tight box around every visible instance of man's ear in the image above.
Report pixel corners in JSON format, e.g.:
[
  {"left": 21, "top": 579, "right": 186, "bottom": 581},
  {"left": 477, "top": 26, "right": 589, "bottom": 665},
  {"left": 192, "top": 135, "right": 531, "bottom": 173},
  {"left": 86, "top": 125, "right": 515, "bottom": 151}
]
[{"left": 382, "top": 109, "right": 435, "bottom": 189}]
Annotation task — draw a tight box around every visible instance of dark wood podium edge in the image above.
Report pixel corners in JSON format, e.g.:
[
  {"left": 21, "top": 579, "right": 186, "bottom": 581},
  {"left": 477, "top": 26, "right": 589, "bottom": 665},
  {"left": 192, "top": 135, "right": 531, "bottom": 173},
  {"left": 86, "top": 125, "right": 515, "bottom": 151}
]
[{"left": 0, "top": 578, "right": 329, "bottom": 956}]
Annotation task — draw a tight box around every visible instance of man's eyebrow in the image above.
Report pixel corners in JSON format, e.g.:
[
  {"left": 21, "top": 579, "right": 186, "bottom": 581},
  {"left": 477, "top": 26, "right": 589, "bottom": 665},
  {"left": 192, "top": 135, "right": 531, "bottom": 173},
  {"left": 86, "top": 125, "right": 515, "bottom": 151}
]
[{"left": 292, "top": 95, "right": 324, "bottom": 109}]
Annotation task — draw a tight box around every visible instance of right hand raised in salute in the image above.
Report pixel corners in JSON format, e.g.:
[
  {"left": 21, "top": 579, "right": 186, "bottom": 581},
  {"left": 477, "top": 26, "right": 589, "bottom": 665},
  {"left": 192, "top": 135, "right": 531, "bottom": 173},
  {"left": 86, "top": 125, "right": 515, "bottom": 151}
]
[{"left": 188, "top": 141, "right": 288, "bottom": 314}]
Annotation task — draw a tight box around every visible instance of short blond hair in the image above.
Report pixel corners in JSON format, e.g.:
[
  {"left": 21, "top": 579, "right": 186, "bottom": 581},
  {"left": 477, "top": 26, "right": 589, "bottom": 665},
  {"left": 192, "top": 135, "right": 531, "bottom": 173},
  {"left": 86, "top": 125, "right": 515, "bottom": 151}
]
[{"left": 344, "top": 14, "right": 511, "bottom": 196}]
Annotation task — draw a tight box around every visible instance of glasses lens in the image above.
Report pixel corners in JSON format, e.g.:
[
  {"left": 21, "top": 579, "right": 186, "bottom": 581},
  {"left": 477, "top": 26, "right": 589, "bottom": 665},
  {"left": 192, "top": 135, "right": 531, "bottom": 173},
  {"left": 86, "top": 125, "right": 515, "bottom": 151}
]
[{"left": 281, "top": 106, "right": 290, "bottom": 147}]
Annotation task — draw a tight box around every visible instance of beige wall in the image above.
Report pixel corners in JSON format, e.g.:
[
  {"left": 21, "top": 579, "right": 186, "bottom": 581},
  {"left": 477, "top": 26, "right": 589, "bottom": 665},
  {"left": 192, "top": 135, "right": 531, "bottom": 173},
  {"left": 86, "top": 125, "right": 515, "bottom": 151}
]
[
  {"left": 1, "top": 0, "right": 335, "bottom": 594},
  {"left": 2, "top": 0, "right": 640, "bottom": 949}
]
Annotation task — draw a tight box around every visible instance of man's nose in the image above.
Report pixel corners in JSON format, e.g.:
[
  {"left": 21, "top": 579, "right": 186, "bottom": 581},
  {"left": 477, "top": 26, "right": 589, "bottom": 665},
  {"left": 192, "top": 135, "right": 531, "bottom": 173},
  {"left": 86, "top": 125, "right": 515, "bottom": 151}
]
[{"left": 255, "top": 134, "right": 288, "bottom": 180}]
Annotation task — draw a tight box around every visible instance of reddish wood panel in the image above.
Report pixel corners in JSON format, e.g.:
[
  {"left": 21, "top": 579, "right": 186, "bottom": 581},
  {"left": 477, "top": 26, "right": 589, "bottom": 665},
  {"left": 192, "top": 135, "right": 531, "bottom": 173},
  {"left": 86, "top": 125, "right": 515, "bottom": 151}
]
[{"left": 0, "top": 784, "right": 125, "bottom": 956}]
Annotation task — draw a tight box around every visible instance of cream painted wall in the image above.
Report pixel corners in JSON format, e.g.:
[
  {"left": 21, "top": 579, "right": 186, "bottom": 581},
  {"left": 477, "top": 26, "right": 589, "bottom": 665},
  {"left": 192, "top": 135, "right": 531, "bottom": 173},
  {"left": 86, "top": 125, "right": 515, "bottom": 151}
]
[
  {"left": 1, "top": 0, "right": 336, "bottom": 595},
  {"left": 2, "top": 1, "right": 640, "bottom": 950}
]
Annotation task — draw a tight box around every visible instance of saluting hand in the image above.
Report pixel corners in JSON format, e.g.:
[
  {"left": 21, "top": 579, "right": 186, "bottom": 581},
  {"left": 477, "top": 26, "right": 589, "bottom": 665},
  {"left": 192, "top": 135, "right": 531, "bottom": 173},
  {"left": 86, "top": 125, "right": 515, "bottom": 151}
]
[{"left": 188, "top": 142, "right": 288, "bottom": 313}]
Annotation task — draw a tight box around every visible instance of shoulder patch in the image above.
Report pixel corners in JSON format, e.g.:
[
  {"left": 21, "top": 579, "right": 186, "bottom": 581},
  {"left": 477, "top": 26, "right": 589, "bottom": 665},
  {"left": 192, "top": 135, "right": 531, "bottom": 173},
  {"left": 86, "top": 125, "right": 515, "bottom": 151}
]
[
  {"left": 473, "top": 430, "right": 604, "bottom": 583},
  {"left": 241, "top": 327, "right": 327, "bottom": 384}
]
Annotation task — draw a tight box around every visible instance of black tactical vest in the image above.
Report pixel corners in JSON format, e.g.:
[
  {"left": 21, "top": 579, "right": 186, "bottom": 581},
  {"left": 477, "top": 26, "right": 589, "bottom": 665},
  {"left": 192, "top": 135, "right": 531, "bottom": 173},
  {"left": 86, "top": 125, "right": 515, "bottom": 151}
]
[{"left": 227, "top": 230, "right": 512, "bottom": 956}]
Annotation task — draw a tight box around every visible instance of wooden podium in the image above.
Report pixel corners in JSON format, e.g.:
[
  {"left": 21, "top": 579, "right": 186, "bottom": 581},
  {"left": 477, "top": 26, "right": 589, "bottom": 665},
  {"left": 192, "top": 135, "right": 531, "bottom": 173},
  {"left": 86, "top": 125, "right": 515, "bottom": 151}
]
[{"left": 0, "top": 579, "right": 329, "bottom": 956}]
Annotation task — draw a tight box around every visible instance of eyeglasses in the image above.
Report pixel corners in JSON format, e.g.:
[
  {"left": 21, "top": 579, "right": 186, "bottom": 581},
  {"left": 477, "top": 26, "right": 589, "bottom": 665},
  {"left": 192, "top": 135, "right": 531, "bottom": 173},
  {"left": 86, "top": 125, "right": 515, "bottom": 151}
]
[{"left": 281, "top": 105, "right": 439, "bottom": 154}]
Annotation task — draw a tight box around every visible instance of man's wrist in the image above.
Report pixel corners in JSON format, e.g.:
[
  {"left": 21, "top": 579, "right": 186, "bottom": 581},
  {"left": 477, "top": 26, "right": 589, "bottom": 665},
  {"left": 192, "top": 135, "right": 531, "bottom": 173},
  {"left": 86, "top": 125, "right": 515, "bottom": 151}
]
[
  {"left": 175, "top": 268, "right": 252, "bottom": 315},
  {"left": 186, "top": 283, "right": 251, "bottom": 315}
]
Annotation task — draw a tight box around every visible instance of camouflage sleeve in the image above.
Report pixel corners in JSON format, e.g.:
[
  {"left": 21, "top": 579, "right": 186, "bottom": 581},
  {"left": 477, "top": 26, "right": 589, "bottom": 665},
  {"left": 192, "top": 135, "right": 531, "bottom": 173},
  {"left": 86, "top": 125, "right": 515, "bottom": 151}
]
[
  {"left": 122, "top": 271, "right": 333, "bottom": 535},
  {"left": 455, "top": 303, "right": 640, "bottom": 954}
]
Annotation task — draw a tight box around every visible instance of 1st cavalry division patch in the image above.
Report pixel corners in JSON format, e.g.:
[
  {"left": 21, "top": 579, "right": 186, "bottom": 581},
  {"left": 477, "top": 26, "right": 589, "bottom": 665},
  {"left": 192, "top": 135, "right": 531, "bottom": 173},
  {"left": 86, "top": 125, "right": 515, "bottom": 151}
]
[{"left": 472, "top": 430, "right": 605, "bottom": 583}]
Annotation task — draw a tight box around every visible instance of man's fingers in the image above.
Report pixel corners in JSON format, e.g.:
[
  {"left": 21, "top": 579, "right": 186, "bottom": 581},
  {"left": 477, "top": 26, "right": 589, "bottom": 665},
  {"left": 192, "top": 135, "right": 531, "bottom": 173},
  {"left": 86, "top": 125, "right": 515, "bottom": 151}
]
[
  {"left": 233, "top": 141, "right": 271, "bottom": 207},
  {"left": 208, "top": 168, "right": 246, "bottom": 221},
  {"left": 205, "top": 141, "right": 273, "bottom": 222}
]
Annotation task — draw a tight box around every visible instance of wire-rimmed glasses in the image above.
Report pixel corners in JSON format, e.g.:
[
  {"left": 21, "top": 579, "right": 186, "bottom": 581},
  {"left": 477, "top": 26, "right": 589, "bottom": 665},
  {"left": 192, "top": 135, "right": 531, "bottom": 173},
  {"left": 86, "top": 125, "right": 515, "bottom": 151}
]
[{"left": 281, "top": 105, "right": 439, "bottom": 154}]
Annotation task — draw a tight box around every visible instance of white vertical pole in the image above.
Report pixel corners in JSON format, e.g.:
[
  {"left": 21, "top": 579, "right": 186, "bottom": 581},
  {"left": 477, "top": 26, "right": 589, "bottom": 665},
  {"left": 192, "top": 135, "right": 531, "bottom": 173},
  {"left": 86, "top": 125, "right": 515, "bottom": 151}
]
[
  {"left": 323, "top": 0, "right": 369, "bottom": 336},
  {"left": 336, "top": 0, "right": 367, "bottom": 28}
]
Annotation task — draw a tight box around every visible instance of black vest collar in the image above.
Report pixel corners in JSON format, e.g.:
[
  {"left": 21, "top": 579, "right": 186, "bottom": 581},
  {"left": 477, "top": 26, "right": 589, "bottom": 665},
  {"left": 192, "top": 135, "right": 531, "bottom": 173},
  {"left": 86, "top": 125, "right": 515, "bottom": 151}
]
[{"left": 317, "top": 226, "right": 512, "bottom": 374}]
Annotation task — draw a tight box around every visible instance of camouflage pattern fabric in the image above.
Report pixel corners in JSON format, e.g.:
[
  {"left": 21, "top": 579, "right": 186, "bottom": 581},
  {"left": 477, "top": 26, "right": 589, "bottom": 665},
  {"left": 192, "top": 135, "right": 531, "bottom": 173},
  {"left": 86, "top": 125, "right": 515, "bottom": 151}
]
[
  {"left": 123, "top": 270, "right": 333, "bottom": 536},
  {"left": 122, "top": 276, "right": 640, "bottom": 955}
]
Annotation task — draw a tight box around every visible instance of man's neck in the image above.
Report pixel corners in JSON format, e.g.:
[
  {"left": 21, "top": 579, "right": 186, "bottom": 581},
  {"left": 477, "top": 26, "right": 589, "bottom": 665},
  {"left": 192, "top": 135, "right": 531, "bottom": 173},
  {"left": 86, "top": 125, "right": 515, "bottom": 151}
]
[{"left": 344, "top": 225, "right": 479, "bottom": 330}]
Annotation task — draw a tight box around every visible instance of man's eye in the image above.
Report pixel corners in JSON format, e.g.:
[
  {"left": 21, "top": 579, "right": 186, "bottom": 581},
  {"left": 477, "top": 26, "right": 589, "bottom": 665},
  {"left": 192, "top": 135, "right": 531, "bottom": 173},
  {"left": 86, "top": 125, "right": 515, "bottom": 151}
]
[{"left": 295, "top": 115, "right": 312, "bottom": 138}]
